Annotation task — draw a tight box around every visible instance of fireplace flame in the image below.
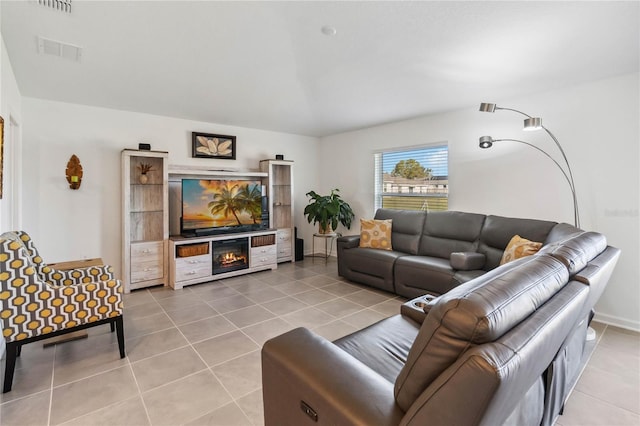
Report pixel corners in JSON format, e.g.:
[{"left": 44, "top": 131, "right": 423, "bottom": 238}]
[{"left": 220, "top": 251, "right": 247, "bottom": 266}]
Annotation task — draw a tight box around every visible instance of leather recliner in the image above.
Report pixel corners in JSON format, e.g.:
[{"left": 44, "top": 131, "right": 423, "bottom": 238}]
[{"left": 262, "top": 231, "right": 620, "bottom": 426}]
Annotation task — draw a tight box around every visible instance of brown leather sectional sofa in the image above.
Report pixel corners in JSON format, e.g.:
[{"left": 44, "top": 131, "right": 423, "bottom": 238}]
[
  {"left": 262, "top": 210, "right": 620, "bottom": 425},
  {"left": 336, "top": 209, "right": 586, "bottom": 298}
]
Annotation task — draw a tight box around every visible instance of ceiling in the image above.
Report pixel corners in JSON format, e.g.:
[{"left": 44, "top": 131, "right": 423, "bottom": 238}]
[{"left": 2, "top": 1, "right": 638, "bottom": 137}]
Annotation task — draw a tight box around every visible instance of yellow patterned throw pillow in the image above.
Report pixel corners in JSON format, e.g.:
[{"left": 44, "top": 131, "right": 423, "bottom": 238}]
[
  {"left": 359, "top": 219, "right": 393, "bottom": 250},
  {"left": 500, "top": 235, "right": 543, "bottom": 265}
]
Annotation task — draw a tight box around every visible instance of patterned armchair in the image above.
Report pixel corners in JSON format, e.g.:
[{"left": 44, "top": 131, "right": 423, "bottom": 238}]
[{"left": 0, "top": 231, "right": 125, "bottom": 393}]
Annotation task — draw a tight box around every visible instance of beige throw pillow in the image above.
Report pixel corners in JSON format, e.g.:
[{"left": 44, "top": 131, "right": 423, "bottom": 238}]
[
  {"left": 359, "top": 219, "right": 393, "bottom": 250},
  {"left": 500, "top": 235, "right": 543, "bottom": 265}
]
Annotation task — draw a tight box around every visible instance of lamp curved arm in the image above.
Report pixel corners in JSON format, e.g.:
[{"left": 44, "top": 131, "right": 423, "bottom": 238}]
[
  {"left": 541, "top": 126, "right": 577, "bottom": 194},
  {"left": 482, "top": 137, "right": 579, "bottom": 228},
  {"left": 494, "top": 106, "right": 533, "bottom": 119},
  {"left": 489, "top": 138, "right": 573, "bottom": 191},
  {"left": 480, "top": 103, "right": 580, "bottom": 227}
]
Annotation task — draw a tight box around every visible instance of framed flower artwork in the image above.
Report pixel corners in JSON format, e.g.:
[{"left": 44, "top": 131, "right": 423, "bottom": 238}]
[{"left": 192, "top": 132, "right": 236, "bottom": 160}]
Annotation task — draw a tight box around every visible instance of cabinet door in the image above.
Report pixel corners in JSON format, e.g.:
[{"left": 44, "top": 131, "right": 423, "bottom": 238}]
[{"left": 260, "top": 160, "right": 295, "bottom": 263}]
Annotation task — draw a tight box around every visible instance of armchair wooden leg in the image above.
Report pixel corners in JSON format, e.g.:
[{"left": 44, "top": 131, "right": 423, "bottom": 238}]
[
  {"left": 110, "top": 322, "right": 115, "bottom": 333},
  {"left": 3, "top": 342, "right": 19, "bottom": 393},
  {"left": 115, "top": 316, "right": 125, "bottom": 359}
]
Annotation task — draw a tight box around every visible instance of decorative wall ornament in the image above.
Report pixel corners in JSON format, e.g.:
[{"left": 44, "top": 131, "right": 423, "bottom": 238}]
[
  {"left": 65, "top": 154, "right": 83, "bottom": 190},
  {"left": 192, "top": 132, "right": 236, "bottom": 160}
]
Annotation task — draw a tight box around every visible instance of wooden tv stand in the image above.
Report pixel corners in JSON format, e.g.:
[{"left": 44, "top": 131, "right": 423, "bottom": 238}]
[{"left": 169, "top": 229, "right": 277, "bottom": 290}]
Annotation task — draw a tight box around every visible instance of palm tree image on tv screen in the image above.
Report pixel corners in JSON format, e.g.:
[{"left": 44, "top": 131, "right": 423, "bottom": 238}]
[{"left": 182, "top": 179, "right": 263, "bottom": 233}]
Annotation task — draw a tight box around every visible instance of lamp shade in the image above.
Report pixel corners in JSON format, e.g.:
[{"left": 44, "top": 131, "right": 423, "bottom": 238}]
[
  {"left": 479, "top": 136, "right": 494, "bottom": 148},
  {"left": 479, "top": 103, "right": 496, "bottom": 113},
  {"left": 524, "top": 117, "right": 543, "bottom": 130}
]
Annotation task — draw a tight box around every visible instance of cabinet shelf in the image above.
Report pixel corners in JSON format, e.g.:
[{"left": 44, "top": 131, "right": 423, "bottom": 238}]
[
  {"left": 260, "top": 160, "right": 295, "bottom": 263},
  {"left": 122, "top": 150, "right": 169, "bottom": 293},
  {"left": 130, "top": 209, "right": 164, "bottom": 214}
]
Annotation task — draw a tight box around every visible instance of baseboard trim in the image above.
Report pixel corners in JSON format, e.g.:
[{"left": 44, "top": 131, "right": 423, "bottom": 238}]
[{"left": 593, "top": 312, "right": 640, "bottom": 332}]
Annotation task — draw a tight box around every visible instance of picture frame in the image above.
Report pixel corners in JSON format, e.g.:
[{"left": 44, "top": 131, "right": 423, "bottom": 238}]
[{"left": 192, "top": 132, "right": 236, "bottom": 160}]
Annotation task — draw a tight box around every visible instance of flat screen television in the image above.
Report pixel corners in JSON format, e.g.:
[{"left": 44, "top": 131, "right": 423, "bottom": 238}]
[{"left": 181, "top": 178, "right": 265, "bottom": 237}]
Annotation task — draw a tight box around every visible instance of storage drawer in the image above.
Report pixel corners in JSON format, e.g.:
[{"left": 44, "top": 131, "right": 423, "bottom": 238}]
[
  {"left": 276, "top": 228, "right": 292, "bottom": 242},
  {"left": 277, "top": 244, "right": 292, "bottom": 259},
  {"left": 277, "top": 228, "right": 293, "bottom": 260},
  {"left": 250, "top": 245, "right": 277, "bottom": 268},
  {"left": 131, "top": 241, "right": 164, "bottom": 283},
  {"left": 131, "top": 259, "right": 163, "bottom": 283},
  {"left": 175, "top": 254, "right": 212, "bottom": 282},
  {"left": 131, "top": 241, "right": 164, "bottom": 260}
]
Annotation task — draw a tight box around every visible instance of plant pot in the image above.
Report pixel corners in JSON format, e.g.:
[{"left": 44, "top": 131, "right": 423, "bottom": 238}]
[
  {"left": 318, "top": 224, "right": 332, "bottom": 234},
  {"left": 139, "top": 173, "right": 149, "bottom": 184}
]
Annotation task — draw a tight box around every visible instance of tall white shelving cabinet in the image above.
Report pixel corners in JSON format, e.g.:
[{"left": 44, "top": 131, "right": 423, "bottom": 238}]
[
  {"left": 260, "top": 159, "right": 294, "bottom": 263},
  {"left": 121, "top": 149, "right": 169, "bottom": 292}
]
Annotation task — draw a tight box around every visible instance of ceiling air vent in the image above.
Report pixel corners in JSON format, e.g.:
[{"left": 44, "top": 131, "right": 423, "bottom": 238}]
[
  {"left": 37, "top": 36, "right": 82, "bottom": 62},
  {"left": 37, "top": 0, "right": 72, "bottom": 13}
]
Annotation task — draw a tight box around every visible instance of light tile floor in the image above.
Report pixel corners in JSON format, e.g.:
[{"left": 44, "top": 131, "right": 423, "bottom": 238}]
[{"left": 0, "top": 258, "right": 638, "bottom": 425}]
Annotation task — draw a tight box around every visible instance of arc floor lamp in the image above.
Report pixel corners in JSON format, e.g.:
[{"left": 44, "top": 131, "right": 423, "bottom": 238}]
[{"left": 478, "top": 103, "right": 580, "bottom": 228}]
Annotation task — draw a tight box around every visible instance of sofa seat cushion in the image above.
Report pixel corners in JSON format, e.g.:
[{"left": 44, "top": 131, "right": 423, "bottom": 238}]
[
  {"left": 394, "top": 254, "right": 570, "bottom": 411},
  {"left": 334, "top": 315, "right": 420, "bottom": 383},
  {"left": 452, "top": 269, "right": 486, "bottom": 286},
  {"left": 394, "top": 256, "right": 456, "bottom": 297},
  {"left": 344, "top": 247, "right": 406, "bottom": 276}
]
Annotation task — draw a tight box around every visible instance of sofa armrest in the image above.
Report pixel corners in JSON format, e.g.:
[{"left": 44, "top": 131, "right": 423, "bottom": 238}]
[
  {"left": 450, "top": 252, "right": 486, "bottom": 270},
  {"left": 262, "top": 327, "right": 404, "bottom": 426},
  {"left": 337, "top": 235, "right": 361, "bottom": 249}
]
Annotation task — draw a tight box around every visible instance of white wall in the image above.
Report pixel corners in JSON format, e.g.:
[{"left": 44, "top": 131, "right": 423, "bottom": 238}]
[
  {"left": 17, "top": 73, "right": 640, "bottom": 330},
  {"left": 319, "top": 73, "right": 640, "bottom": 331},
  {"left": 0, "top": 36, "right": 23, "bottom": 232},
  {"left": 21, "top": 99, "right": 319, "bottom": 275},
  {"left": 0, "top": 32, "right": 24, "bottom": 360}
]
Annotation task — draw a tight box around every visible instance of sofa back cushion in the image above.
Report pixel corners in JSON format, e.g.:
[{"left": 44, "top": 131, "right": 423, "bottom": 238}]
[
  {"left": 418, "top": 211, "right": 486, "bottom": 259},
  {"left": 539, "top": 231, "right": 607, "bottom": 275},
  {"left": 400, "top": 280, "right": 588, "bottom": 426},
  {"left": 374, "top": 209, "right": 426, "bottom": 255},
  {"left": 393, "top": 254, "right": 569, "bottom": 411},
  {"left": 544, "top": 222, "right": 583, "bottom": 245},
  {"left": 478, "top": 215, "right": 557, "bottom": 270}
]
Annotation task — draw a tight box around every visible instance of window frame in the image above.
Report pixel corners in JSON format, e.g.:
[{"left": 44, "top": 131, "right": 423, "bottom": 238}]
[{"left": 374, "top": 143, "right": 449, "bottom": 212}]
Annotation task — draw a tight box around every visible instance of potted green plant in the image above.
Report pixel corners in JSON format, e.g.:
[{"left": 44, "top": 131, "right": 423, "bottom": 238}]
[{"left": 304, "top": 189, "right": 355, "bottom": 234}]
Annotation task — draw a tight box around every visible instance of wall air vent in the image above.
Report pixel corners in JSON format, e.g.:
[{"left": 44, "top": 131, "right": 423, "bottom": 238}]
[
  {"left": 37, "top": 36, "right": 82, "bottom": 62},
  {"left": 37, "top": 0, "right": 72, "bottom": 13}
]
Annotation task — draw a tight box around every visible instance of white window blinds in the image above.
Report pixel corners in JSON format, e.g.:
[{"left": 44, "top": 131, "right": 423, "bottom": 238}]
[{"left": 374, "top": 144, "right": 449, "bottom": 211}]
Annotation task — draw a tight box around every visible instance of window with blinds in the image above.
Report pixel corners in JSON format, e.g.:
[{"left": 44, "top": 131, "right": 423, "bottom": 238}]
[{"left": 374, "top": 144, "right": 448, "bottom": 211}]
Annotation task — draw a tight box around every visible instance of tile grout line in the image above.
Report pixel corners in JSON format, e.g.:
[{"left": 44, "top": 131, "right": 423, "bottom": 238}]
[
  {"left": 155, "top": 294, "right": 238, "bottom": 422},
  {"left": 47, "top": 343, "right": 57, "bottom": 426}
]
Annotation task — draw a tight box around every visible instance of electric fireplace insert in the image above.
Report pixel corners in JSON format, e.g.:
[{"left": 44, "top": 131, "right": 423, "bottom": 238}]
[{"left": 212, "top": 238, "right": 249, "bottom": 275}]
